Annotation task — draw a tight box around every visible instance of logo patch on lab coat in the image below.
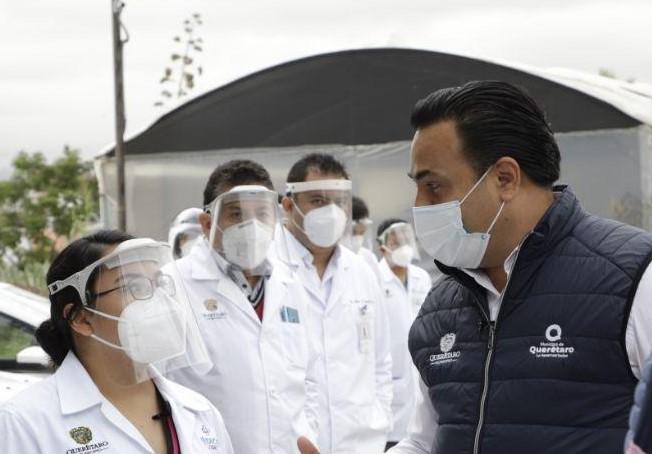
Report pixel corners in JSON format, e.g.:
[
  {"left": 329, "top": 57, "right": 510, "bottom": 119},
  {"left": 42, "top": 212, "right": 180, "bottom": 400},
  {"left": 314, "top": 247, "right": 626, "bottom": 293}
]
[
  {"left": 66, "top": 427, "right": 109, "bottom": 453},
  {"left": 202, "top": 299, "right": 227, "bottom": 320},
  {"left": 69, "top": 427, "right": 93, "bottom": 445},
  {"left": 280, "top": 306, "right": 300, "bottom": 323},
  {"left": 199, "top": 424, "right": 219, "bottom": 450}
]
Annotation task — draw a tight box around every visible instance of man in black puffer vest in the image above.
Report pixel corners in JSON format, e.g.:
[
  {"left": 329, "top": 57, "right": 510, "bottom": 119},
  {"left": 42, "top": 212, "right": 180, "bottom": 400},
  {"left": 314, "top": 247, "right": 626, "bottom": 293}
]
[{"left": 388, "top": 81, "right": 652, "bottom": 454}]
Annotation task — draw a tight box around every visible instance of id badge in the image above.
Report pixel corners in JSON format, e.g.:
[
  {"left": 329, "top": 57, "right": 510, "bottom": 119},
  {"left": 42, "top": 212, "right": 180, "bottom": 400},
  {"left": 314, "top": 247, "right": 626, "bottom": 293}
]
[
  {"left": 357, "top": 320, "right": 372, "bottom": 353},
  {"left": 356, "top": 303, "right": 372, "bottom": 353}
]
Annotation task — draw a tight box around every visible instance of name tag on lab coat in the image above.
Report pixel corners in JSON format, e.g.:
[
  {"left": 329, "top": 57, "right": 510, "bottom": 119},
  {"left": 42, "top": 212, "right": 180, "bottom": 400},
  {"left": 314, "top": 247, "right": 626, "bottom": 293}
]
[
  {"left": 357, "top": 320, "right": 372, "bottom": 353},
  {"left": 280, "top": 305, "right": 300, "bottom": 323},
  {"left": 356, "top": 303, "right": 373, "bottom": 353}
]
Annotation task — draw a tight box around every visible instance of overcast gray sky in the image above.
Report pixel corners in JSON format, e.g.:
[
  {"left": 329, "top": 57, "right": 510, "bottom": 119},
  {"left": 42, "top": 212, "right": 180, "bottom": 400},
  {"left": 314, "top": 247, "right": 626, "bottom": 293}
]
[{"left": 1, "top": 0, "right": 651, "bottom": 179}]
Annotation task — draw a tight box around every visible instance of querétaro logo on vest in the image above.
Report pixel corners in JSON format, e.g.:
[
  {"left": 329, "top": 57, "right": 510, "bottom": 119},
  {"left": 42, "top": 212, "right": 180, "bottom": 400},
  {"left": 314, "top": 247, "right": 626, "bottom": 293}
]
[
  {"left": 429, "top": 332, "right": 461, "bottom": 365},
  {"left": 529, "top": 324, "right": 575, "bottom": 359}
]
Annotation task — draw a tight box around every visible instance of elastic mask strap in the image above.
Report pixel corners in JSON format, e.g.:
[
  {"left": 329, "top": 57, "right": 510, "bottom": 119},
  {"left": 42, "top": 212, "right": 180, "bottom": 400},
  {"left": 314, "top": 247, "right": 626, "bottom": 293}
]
[
  {"left": 460, "top": 167, "right": 493, "bottom": 205},
  {"left": 83, "top": 307, "right": 128, "bottom": 352},
  {"left": 487, "top": 202, "right": 506, "bottom": 234},
  {"left": 289, "top": 199, "right": 309, "bottom": 235},
  {"left": 90, "top": 334, "right": 127, "bottom": 352},
  {"left": 84, "top": 306, "right": 121, "bottom": 322}
]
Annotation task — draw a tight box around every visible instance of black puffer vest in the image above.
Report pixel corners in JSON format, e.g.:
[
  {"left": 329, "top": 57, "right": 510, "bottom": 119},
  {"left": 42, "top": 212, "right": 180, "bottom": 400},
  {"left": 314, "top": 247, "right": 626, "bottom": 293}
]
[{"left": 409, "top": 186, "right": 652, "bottom": 454}]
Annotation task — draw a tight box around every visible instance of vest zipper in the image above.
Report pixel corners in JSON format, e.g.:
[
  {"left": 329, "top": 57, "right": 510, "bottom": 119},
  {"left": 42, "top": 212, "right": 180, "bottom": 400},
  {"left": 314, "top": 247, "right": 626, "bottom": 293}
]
[
  {"left": 471, "top": 238, "right": 528, "bottom": 454},
  {"left": 473, "top": 320, "right": 495, "bottom": 454}
]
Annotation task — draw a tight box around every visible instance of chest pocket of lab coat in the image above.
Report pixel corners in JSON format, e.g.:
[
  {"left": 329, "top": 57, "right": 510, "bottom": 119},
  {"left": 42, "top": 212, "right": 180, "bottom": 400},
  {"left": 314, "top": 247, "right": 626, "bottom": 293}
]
[{"left": 278, "top": 315, "right": 309, "bottom": 370}]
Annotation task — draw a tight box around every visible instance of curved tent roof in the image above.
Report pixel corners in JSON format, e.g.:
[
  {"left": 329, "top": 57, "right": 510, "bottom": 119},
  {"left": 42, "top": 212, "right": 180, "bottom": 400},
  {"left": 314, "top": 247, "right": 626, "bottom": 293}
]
[{"left": 102, "top": 48, "right": 650, "bottom": 157}]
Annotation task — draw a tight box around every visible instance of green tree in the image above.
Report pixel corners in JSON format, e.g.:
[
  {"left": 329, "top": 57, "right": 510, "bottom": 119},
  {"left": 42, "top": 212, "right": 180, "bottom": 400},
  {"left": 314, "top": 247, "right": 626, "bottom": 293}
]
[{"left": 0, "top": 147, "right": 99, "bottom": 293}]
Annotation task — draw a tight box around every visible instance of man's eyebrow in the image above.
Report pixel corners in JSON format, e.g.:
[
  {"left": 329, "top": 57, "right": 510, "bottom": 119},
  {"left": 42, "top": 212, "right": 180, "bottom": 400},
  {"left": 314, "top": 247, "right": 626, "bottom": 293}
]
[{"left": 407, "top": 170, "right": 433, "bottom": 182}]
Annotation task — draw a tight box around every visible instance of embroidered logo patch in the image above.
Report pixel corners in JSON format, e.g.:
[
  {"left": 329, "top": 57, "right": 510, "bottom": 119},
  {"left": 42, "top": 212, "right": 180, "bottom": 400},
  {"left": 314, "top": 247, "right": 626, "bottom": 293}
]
[
  {"left": 69, "top": 427, "right": 93, "bottom": 445},
  {"left": 440, "top": 333, "right": 456, "bottom": 353},
  {"left": 66, "top": 427, "right": 109, "bottom": 453},
  {"left": 202, "top": 299, "right": 227, "bottom": 320},
  {"left": 430, "top": 332, "right": 461, "bottom": 365}
]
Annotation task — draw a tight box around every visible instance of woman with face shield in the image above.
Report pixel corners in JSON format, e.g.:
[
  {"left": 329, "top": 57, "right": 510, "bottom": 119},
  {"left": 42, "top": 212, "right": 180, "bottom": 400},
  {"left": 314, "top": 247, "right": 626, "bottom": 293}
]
[
  {"left": 168, "top": 160, "right": 320, "bottom": 454},
  {"left": 376, "top": 219, "right": 434, "bottom": 449},
  {"left": 0, "top": 230, "right": 234, "bottom": 454},
  {"left": 168, "top": 207, "right": 203, "bottom": 259}
]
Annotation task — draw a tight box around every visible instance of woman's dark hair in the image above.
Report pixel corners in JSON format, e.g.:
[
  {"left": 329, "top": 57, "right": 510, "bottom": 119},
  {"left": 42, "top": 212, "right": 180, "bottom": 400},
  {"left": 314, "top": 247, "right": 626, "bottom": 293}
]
[
  {"left": 35, "top": 230, "right": 134, "bottom": 366},
  {"left": 411, "top": 80, "right": 561, "bottom": 187}
]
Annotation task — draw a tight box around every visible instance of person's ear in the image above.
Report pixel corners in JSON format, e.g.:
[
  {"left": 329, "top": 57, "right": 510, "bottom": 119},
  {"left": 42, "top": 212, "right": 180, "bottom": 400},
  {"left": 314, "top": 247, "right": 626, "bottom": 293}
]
[
  {"left": 493, "top": 157, "right": 521, "bottom": 203},
  {"left": 64, "top": 303, "right": 94, "bottom": 337},
  {"left": 281, "top": 196, "right": 294, "bottom": 215},
  {"left": 199, "top": 212, "right": 211, "bottom": 237}
]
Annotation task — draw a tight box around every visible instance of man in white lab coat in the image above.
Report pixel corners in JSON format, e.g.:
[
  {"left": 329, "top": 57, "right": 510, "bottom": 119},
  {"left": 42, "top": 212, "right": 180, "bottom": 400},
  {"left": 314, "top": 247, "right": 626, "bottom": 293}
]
[
  {"left": 375, "top": 219, "right": 432, "bottom": 450},
  {"left": 168, "top": 160, "right": 319, "bottom": 454},
  {"left": 272, "top": 153, "right": 393, "bottom": 454},
  {"left": 349, "top": 195, "right": 383, "bottom": 283}
]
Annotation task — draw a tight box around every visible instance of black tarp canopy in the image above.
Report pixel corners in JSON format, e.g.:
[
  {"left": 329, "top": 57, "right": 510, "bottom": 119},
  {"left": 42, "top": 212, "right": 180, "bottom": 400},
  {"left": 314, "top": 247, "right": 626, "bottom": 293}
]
[{"left": 104, "top": 48, "right": 641, "bottom": 157}]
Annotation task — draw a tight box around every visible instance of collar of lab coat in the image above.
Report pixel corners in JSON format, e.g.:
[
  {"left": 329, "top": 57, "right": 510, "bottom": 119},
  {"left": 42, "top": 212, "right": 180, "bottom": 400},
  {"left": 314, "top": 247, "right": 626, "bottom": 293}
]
[
  {"left": 56, "top": 352, "right": 210, "bottom": 416},
  {"left": 379, "top": 257, "right": 406, "bottom": 286},
  {"left": 279, "top": 225, "right": 348, "bottom": 272},
  {"left": 189, "top": 237, "right": 281, "bottom": 283},
  {"left": 379, "top": 257, "right": 427, "bottom": 291},
  {"left": 277, "top": 225, "right": 313, "bottom": 268},
  {"left": 189, "top": 238, "right": 223, "bottom": 281}
]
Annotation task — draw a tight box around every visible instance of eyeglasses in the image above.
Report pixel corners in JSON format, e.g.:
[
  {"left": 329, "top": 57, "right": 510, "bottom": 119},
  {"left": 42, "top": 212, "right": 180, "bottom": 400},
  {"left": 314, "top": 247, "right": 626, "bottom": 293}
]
[{"left": 90, "top": 274, "right": 176, "bottom": 302}]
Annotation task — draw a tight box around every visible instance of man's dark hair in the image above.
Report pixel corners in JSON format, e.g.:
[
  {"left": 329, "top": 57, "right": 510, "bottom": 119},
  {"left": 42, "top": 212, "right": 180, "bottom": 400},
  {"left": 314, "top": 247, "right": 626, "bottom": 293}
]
[
  {"left": 377, "top": 218, "right": 406, "bottom": 241},
  {"left": 411, "top": 80, "right": 560, "bottom": 187},
  {"left": 203, "top": 160, "right": 274, "bottom": 207},
  {"left": 286, "top": 153, "right": 349, "bottom": 183},
  {"left": 352, "top": 196, "right": 369, "bottom": 221}
]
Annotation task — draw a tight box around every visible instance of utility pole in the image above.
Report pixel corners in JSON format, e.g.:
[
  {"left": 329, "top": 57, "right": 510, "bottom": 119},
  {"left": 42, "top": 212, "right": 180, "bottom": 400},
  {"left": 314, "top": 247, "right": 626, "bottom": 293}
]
[{"left": 111, "top": 0, "right": 127, "bottom": 231}]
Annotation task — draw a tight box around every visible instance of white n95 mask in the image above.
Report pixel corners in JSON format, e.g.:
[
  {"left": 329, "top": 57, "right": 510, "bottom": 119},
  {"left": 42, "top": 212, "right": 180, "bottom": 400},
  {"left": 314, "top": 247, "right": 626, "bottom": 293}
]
[
  {"left": 412, "top": 168, "right": 504, "bottom": 269},
  {"left": 221, "top": 218, "right": 274, "bottom": 270},
  {"left": 299, "top": 204, "right": 348, "bottom": 248},
  {"left": 350, "top": 234, "right": 365, "bottom": 252},
  {"left": 389, "top": 245, "right": 415, "bottom": 268},
  {"left": 87, "top": 292, "right": 187, "bottom": 364}
]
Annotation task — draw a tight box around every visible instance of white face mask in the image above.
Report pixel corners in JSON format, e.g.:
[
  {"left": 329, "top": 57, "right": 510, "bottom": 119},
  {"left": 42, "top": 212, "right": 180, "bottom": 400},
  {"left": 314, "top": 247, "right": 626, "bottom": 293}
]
[
  {"left": 388, "top": 245, "right": 414, "bottom": 268},
  {"left": 87, "top": 292, "right": 187, "bottom": 364},
  {"left": 412, "top": 168, "right": 504, "bottom": 269},
  {"left": 221, "top": 219, "right": 274, "bottom": 270},
  {"left": 294, "top": 203, "right": 348, "bottom": 248},
  {"left": 350, "top": 234, "right": 365, "bottom": 252}
]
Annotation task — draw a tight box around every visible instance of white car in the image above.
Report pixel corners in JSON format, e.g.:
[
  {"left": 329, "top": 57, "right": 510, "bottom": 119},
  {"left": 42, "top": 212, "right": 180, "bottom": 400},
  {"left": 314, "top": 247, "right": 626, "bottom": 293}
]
[{"left": 0, "top": 282, "right": 51, "bottom": 402}]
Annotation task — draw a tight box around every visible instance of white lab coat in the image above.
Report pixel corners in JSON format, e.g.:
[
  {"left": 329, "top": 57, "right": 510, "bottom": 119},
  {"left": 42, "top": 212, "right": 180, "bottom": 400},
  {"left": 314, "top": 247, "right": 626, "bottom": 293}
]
[
  {"left": 272, "top": 227, "right": 393, "bottom": 454},
  {"left": 358, "top": 246, "right": 383, "bottom": 284},
  {"left": 0, "top": 352, "right": 234, "bottom": 454},
  {"left": 167, "top": 239, "right": 318, "bottom": 454},
  {"left": 378, "top": 258, "right": 432, "bottom": 442}
]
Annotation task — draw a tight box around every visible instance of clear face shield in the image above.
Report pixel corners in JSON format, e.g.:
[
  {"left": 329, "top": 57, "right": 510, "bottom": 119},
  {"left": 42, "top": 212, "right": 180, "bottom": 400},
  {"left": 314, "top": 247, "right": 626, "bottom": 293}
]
[
  {"left": 168, "top": 207, "right": 203, "bottom": 259},
  {"left": 47, "top": 238, "right": 211, "bottom": 385},
  {"left": 347, "top": 217, "right": 374, "bottom": 252},
  {"left": 206, "top": 185, "right": 280, "bottom": 275},
  {"left": 378, "top": 222, "right": 420, "bottom": 268},
  {"left": 286, "top": 179, "right": 353, "bottom": 249}
]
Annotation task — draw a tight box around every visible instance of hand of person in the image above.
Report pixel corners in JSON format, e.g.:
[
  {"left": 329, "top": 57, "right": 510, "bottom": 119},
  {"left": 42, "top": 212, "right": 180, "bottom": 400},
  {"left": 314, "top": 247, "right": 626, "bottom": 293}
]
[{"left": 297, "top": 436, "right": 320, "bottom": 454}]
